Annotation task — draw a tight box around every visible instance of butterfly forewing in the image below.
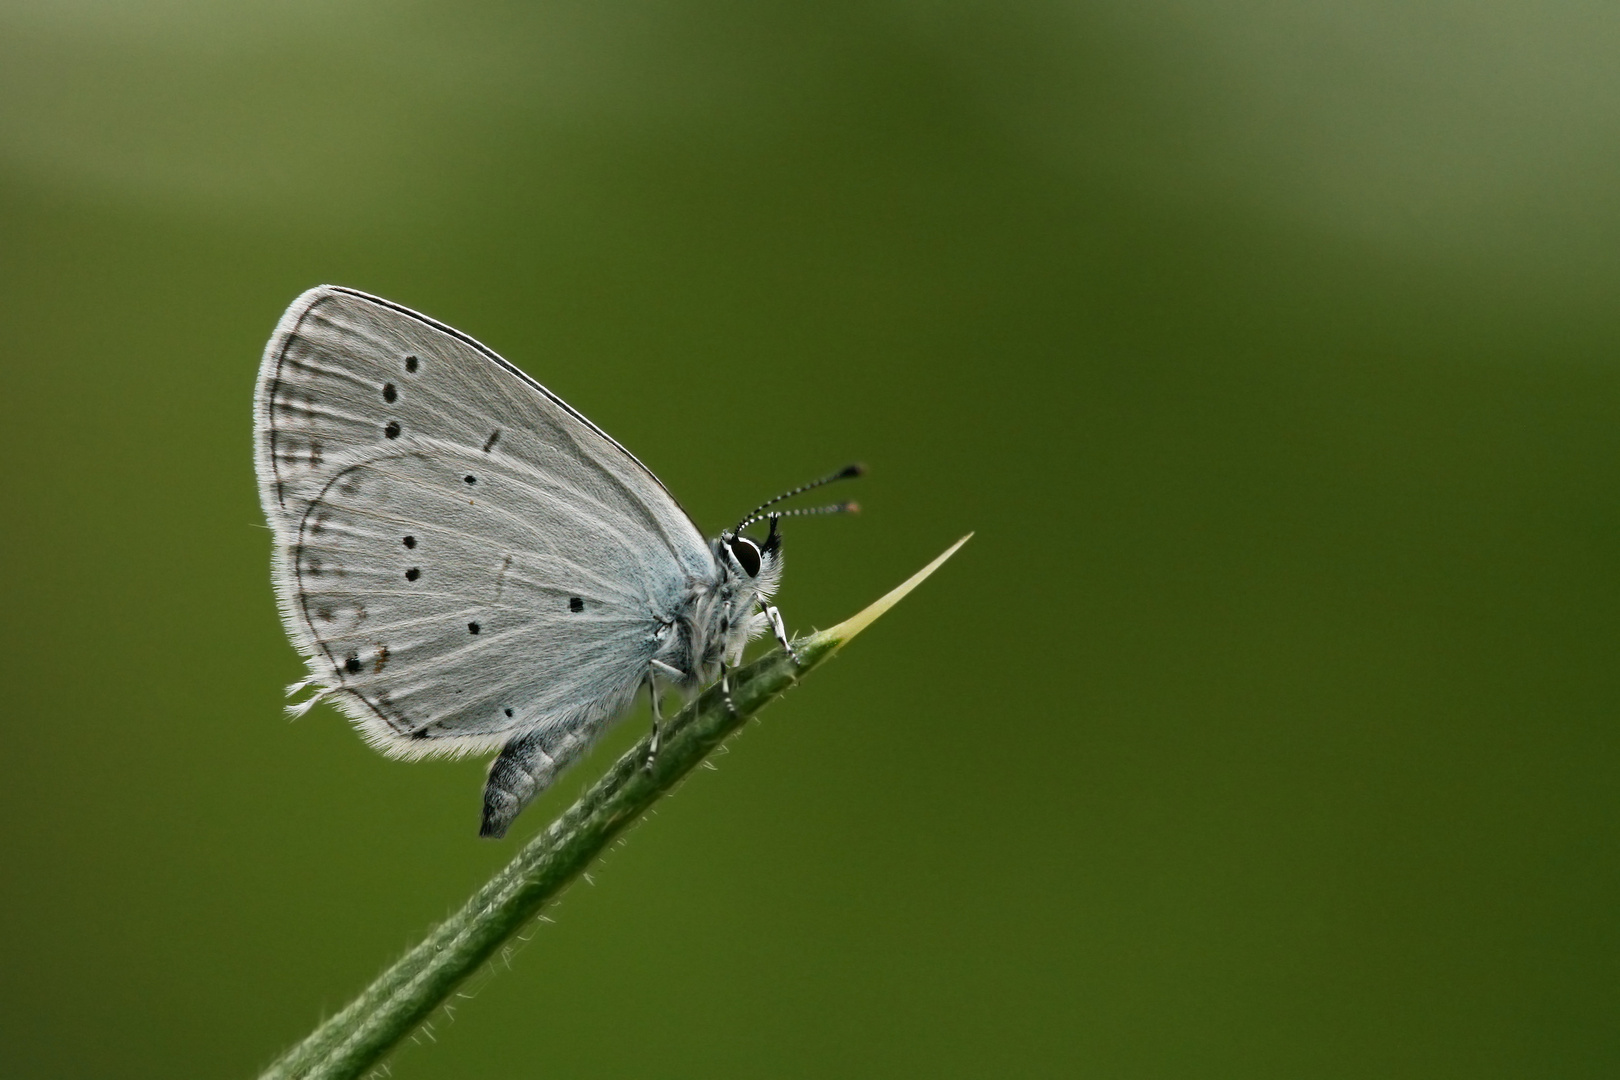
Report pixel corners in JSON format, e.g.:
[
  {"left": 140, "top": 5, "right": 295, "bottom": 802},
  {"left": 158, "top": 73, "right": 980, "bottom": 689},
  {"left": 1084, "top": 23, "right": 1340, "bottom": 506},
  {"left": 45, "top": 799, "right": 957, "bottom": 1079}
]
[{"left": 253, "top": 286, "right": 713, "bottom": 758}]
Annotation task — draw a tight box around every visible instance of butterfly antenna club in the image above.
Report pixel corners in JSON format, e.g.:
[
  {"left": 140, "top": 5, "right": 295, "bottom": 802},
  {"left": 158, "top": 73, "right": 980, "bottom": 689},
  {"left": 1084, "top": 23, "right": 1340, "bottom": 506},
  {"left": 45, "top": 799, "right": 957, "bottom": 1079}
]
[
  {"left": 738, "top": 501, "right": 859, "bottom": 532},
  {"left": 734, "top": 463, "right": 864, "bottom": 533}
]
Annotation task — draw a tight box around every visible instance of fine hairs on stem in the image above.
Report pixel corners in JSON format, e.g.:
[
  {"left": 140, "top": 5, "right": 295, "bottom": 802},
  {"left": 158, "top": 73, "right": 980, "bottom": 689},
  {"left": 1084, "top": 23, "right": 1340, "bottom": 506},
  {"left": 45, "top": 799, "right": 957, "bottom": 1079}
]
[{"left": 258, "top": 535, "right": 972, "bottom": 1080}]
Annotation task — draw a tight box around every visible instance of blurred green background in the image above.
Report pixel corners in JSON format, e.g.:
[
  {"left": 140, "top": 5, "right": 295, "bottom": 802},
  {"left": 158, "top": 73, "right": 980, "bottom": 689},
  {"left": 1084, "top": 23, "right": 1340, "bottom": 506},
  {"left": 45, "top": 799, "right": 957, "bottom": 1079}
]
[{"left": 4, "top": 2, "right": 1619, "bottom": 1077}]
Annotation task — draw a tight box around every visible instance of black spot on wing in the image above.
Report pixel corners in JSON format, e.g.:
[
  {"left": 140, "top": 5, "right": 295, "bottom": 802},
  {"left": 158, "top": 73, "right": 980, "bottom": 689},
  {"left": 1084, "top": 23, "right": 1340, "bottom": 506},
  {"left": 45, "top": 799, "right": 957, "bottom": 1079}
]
[
  {"left": 405, "top": 567, "right": 420, "bottom": 581},
  {"left": 569, "top": 597, "right": 584, "bottom": 613},
  {"left": 385, "top": 420, "right": 401, "bottom": 440}
]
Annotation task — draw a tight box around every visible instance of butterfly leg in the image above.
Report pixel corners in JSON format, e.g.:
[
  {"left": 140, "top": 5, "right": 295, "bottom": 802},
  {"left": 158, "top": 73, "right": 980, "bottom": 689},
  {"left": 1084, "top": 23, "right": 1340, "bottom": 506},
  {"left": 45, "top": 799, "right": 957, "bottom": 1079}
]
[
  {"left": 643, "top": 672, "right": 663, "bottom": 772},
  {"left": 759, "top": 599, "right": 800, "bottom": 664},
  {"left": 720, "top": 662, "right": 738, "bottom": 717}
]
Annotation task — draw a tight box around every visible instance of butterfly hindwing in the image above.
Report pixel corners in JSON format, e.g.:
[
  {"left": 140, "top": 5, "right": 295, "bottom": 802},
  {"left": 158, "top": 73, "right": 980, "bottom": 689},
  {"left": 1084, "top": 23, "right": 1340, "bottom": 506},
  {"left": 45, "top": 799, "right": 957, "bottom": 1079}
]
[{"left": 288, "top": 447, "right": 657, "bottom": 756}]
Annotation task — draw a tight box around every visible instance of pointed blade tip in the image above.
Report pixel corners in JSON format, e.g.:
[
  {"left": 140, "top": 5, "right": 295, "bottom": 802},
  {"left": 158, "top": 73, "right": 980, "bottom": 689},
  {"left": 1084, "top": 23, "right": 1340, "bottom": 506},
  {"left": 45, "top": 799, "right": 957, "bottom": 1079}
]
[{"left": 815, "top": 533, "right": 973, "bottom": 647}]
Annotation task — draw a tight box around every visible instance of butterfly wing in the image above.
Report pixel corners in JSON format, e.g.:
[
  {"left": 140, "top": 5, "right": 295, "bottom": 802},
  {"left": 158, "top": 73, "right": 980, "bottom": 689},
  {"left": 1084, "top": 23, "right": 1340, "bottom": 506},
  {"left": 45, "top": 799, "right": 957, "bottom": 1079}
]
[{"left": 253, "top": 286, "right": 715, "bottom": 760}]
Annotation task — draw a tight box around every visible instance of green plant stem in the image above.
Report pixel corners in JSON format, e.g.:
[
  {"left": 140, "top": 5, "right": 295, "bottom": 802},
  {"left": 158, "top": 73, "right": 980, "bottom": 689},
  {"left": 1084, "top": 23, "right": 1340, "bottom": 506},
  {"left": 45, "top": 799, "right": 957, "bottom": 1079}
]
[{"left": 258, "top": 535, "right": 971, "bottom": 1080}]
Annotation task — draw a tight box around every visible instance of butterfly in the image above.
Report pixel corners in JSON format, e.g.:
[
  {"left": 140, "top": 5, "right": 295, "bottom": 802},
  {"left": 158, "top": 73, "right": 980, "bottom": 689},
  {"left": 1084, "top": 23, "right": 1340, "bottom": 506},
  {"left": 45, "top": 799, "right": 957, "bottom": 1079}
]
[{"left": 253, "top": 286, "right": 859, "bottom": 837}]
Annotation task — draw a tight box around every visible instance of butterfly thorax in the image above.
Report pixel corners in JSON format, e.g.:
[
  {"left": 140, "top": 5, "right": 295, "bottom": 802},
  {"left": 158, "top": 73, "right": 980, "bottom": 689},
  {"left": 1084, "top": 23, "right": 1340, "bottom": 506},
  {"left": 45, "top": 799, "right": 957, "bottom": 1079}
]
[{"left": 653, "top": 533, "right": 782, "bottom": 689}]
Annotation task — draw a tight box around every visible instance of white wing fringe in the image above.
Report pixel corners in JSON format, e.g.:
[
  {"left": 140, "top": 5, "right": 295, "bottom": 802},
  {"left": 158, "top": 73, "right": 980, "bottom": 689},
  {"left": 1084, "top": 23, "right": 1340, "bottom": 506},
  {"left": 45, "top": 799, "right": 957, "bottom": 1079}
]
[{"left": 285, "top": 682, "right": 335, "bottom": 719}]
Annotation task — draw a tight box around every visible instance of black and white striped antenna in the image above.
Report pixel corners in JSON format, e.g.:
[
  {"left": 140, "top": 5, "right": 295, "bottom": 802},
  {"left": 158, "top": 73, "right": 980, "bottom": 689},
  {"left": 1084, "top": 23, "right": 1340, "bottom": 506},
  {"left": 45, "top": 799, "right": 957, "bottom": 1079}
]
[{"left": 734, "top": 463, "right": 864, "bottom": 533}]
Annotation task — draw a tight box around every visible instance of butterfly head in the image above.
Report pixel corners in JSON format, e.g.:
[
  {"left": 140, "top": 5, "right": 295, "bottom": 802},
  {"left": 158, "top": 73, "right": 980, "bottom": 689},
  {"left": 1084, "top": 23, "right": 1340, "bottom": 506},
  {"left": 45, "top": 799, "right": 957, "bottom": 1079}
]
[
  {"left": 718, "top": 515, "right": 783, "bottom": 592},
  {"left": 718, "top": 463, "right": 864, "bottom": 594}
]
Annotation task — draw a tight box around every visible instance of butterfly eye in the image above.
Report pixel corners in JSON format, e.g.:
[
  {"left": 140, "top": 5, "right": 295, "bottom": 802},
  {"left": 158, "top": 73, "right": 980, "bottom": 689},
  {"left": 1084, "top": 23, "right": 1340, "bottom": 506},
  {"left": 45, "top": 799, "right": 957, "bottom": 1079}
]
[{"left": 726, "top": 536, "right": 762, "bottom": 577}]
